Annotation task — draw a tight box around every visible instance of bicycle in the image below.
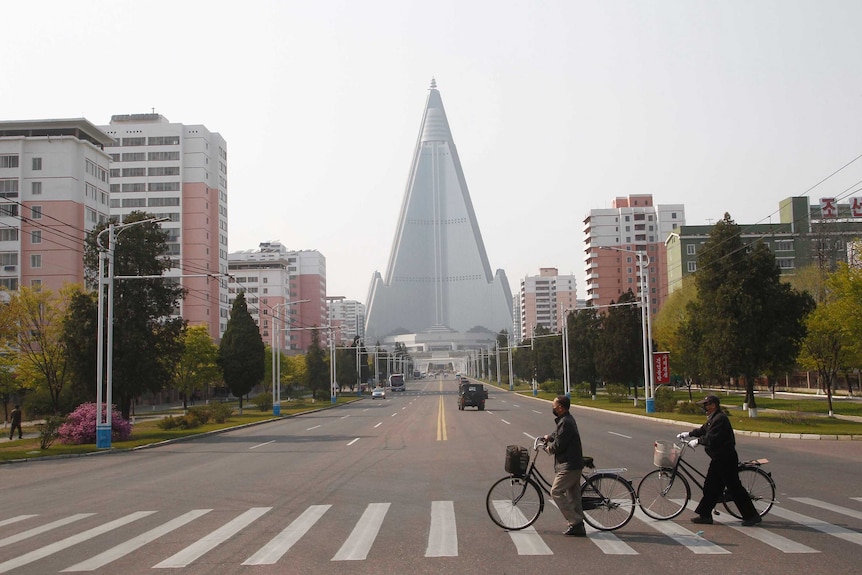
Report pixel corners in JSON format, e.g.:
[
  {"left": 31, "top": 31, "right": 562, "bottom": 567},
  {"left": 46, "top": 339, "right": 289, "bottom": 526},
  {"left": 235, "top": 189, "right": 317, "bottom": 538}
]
[
  {"left": 486, "top": 436, "right": 636, "bottom": 531},
  {"left": 636, "top": 438, "right": 776, "bottom": 521}
]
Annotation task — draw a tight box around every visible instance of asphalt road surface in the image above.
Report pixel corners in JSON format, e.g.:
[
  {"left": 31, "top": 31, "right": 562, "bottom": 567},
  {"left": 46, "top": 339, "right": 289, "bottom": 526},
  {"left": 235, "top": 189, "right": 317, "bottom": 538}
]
[{"left": 2, "top": 374, "right": 861, "bottom": 575}]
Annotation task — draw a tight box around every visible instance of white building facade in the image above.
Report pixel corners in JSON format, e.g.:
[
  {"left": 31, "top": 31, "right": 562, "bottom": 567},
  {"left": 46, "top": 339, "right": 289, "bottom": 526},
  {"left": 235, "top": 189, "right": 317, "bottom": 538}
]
[
  {"left": 517, "top": 267, "right": 577, "bottom": 342},
  {"left": 100, "top": 114, "right": 229, "bottom": 339}
]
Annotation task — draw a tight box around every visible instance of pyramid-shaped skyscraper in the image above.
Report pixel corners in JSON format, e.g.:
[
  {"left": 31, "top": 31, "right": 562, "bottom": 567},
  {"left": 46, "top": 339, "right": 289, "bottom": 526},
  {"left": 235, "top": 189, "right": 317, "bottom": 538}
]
[{"left": 365, "top": 80, "right": 513, "bottom": 348}]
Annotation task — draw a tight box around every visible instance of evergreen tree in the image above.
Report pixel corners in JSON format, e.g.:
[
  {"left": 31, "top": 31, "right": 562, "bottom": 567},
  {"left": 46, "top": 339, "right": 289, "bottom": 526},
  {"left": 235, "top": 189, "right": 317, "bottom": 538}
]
[
  {"left": 81, "top": 212, "right": 186, "bottom": 419},
  {"left": 305, "top": 327, "right": 328, "bottom": 400},
  {"left": 218, "top": 292, "right": 265, "bottom": 411},
  {"left": 687, "top": 214, "right": 813, "bottom": 414},
  {"left": 568, "top": 306, "right": 602, "bottom": 394},
  {"left": 596, "top": 290, "right": 643, "bottom": 395}
]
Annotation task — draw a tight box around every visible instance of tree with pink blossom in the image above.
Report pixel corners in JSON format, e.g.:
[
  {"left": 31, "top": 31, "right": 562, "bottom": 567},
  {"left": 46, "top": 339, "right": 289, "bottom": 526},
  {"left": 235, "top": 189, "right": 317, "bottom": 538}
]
[{"left": 58, "top": 403, "right": 132, "bottom": 445}]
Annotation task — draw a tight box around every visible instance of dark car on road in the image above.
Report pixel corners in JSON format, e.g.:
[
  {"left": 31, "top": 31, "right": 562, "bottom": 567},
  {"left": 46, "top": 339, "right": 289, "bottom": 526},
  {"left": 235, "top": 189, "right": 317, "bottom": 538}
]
[{"left": 458, "top": 381, "right": 486, "bottom": 410}]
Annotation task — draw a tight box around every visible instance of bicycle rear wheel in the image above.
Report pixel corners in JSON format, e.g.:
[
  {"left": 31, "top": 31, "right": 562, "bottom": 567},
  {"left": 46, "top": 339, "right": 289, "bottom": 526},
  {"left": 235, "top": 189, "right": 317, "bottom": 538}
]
[
  {"left": 722, "top": 466, "right": 776, "bottom": 519},
  {"left": 486, "top": 476, "right": 544, "bottom": 530},
  {"left": 637, "top": 468, "right": 691, "bottom": 520},
  {"left": 581, "top": 473, "right": 636, "bottom": 531}
]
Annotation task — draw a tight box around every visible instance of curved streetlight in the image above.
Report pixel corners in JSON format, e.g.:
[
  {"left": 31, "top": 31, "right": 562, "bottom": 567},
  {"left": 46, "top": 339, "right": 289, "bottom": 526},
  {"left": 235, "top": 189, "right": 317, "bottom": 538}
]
[{"left": 95, "top": 217, "right": 168, "bottom": 449}]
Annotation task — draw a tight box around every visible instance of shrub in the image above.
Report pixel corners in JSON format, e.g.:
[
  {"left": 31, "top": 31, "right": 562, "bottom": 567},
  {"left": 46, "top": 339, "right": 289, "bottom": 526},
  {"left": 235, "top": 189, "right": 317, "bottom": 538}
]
[
  {"left": 57, "top": 403, "right": 132, "bottom": 445},
  {"left": 606, "top": 384, "right": 629, "bottom": 403},
  {"left": 677, "top": 401, "right": 703, "bottom": 415},
  {"left": 654, "top": 386, "right": 677, "bottom": 412},
  {"left": 208, "top": 402, "right": 233, "bottom": 423},
  {"left": 38, "top": 415, "right": 64, "bottom": 449},
  {"left": 187, "top": 405, "right": 211, "bottom": 424},
  {"left": 573, "top": 383, "right": 592, "bottom": 398},
  {"left": 540, "top": 380, "right": 563, "bottom": 395},
  {"left": 157, "top": 416, "right": 179, "bottom": 430},
  {"left": 252, "top": 393, "right": 273, "bottom": 412}
]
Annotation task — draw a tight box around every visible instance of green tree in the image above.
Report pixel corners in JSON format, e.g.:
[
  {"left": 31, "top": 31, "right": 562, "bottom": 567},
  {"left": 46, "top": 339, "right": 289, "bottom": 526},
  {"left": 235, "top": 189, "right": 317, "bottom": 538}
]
[
  {"left": 596, "top": 290, "right": 643, "bottom": 397},
  {"left": 653, "top": 276, "right": 700, "bottom": 391},
  {"left": 7, "top": 286, "right": 77, "bottom": 414},
  {"left": 687, "top": 214, "right": 814, "bottom": 415},
  {"left": 218, "top": 292, "right": 265, "bottom": 411},
  {"left": 176, "top": 325, "right": 220, "bottom": 410},
  {"left": 61, "top": 289, "right": 99, "bottom": 406},
  {"left": 335, "top": 347, "right": 358, "bottom": 391},
  {"left": 568, "top": 306, "right": 602, "bottom": 394},
  {"left": 305, "top": 327, "right": 328, "bottom": 400},
  {"left": 82, "top": 212, "right": 186, "bottom": 419},
  {"left": 799, "top": 263, "right": 862, "bottom": 414}
]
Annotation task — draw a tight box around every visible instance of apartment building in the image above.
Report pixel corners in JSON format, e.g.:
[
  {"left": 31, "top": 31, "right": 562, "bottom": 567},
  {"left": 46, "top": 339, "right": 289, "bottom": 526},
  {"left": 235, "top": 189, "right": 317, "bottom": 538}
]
[
  {"left": 516, "top": 267, "right": 577, "bottom": 342},
  {"left": 0, "top": 119, "right": 113, "bottom": 295},
  {"left": 227, "top": 241, "right": 326, "bottom": 353},
  {"left": 100, "top": 114, "right": 229, "bottom": 340},
  {"left": 328, "top": 299, "right": 366, "bottom": 345},
  {"left": 583, "top": 194, "right": 684, "bottom": 315}
]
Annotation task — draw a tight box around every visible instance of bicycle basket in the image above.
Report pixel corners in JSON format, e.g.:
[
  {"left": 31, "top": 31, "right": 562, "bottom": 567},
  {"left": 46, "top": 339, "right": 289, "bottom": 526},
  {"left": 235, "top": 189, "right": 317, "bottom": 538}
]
[
  {"left": 505, "top": 445, "right": 530, "bottom": 476},
  {"left": 653, "top": 440, "right": 680, "bottom": 468}
]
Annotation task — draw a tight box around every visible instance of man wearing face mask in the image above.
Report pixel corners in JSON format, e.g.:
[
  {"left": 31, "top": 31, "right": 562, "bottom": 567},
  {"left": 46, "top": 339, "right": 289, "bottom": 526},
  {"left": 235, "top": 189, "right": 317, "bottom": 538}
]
[
  {"left": 678, "top": 394, "right": 761, "bottom": 526},
  {"left": 542, "top": 395, "right": 586, "bottom": 537}
]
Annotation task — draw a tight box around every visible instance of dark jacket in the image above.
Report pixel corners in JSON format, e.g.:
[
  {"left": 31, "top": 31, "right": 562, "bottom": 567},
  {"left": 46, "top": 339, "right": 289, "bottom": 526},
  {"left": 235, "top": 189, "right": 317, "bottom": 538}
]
[
  {"left": 10, "top": 408, "right": 21, "bottom": 425},
  {"left": 548, "top": 411, "right": 584, "bottom": 472},
  {"left": 690, "top": 409, "right": 737, "bottom": 461}
]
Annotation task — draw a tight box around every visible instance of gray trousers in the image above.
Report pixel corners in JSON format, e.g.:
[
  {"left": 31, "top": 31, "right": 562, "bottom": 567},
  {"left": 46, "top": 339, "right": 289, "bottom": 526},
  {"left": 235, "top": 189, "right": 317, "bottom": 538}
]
[{"left": 550, "top": 468, "right": 584, "bottom": 525}]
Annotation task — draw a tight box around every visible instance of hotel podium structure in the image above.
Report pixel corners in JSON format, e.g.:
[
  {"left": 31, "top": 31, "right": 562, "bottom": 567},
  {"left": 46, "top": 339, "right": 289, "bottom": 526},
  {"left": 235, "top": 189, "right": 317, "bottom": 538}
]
[{"left": 364, "top": 81, "right": 513, "bottom": 353}]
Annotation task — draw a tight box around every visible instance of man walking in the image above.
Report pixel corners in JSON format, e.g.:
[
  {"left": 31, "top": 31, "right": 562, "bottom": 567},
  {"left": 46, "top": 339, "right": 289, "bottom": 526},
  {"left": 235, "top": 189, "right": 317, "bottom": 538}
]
[
  {"left": 543, "top": 395, "right": 586, "bottom": 536},
  {"left": 9, "top": 404, "right": 22, "bottom": 440},
  {"left": 678, "top": 395, "right": 761, "bottom": 526}
]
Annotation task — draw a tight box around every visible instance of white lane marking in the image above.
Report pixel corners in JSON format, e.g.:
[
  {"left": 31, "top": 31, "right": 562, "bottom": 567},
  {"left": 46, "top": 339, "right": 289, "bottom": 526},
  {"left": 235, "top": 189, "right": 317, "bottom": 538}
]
[
  {"left": 500, "top": 419, "right": 511, "bottom": 425},
  {"left": 332, "top": 503, "right": 390, "bottom": 561},
  {"left": 341, "top": 415, "right": 351, "bottom": 419},
  {"left": 585, "top": 527, "right": 638, "bottom": 554},
  {"left": 523, "top": 432, "right": 538, "bottom": 440},
  {"left": 391, "top": 413, "right": 397, "bottom": 417},
  {"left": 0, "top": 512, "right": 154, "bottom": 574},
  {"left": 154, "top": 508, "right": 271, "bottom": 568},
  {"left": 492, "top": 501, "right": 552, "bottom": 555},
  {"left": 608, "top": 431, "right": 632, "bottom": 439},
  {"left": 512, "top": 404, "right": 521, "bottom": 408},
  {"left": 347, "top": 438, "right": 360, "bottom": 446},
  {"left": 62, "top": 510, "right": 211, "bottom": 571},
  {"left": 0, "top": 515, "right": 37, "bottom": 529},
  {"left": 306, "top": 425, "right": 321, "bottom": 431},
  {"left": 769, "top": 506, "right": 862, "bottom": 546},
  {"left": 374, "top": 422, "right": 383, "bottom": 428},
  {"left": 705, "top": 506, "right": 817, "bottom": 553},
  {"left": 0, "top": 513, "right": 95, "bottom": 548},
  {"left": 531, "top": 410, "right": 542, "bottom": 415},
  {"left": 486, "top": 411, "right": 495, "bottom": 415},
  {"left": 426, "top": 501, "right": 457, "bottom": 557},
  {"left": 243, "top": 505, "right": 330, "bottom": 565},
  {"left": 634, "top": 507, "right": 729, "bottom": 554},
  {"left": 250, "top": 440, "right": 275, "bottom": 449},
  {"left": 791, "top": 497, "right": 862, "bottom": 521}
]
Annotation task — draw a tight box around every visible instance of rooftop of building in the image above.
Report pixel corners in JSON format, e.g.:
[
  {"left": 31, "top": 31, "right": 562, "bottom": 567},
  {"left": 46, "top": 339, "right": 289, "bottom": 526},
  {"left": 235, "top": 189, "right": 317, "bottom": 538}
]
[{"left": 0, "top": 118, "right": 114, "bottom": 148}]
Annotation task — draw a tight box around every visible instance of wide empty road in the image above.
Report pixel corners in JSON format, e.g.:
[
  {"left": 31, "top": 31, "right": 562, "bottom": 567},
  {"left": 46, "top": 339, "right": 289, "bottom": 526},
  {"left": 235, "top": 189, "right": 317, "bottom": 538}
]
[{"left": 2, "top": 375, "right": 861, "bottom": 574}]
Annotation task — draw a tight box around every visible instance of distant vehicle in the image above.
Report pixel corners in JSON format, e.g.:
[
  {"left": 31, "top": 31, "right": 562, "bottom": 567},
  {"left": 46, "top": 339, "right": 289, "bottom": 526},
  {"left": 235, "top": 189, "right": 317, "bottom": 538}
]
[
  {"left": 413, "top": 370, "right": 422, "bottom": 379},
  {"left": 458, "top": 381, "right": 486, "bottom": 410},
  {"left": 372, "top": 387, "right": 387, "bottom": 399},
  {"left": 389, "top": 373, "right": 405, "bottom": 392}
]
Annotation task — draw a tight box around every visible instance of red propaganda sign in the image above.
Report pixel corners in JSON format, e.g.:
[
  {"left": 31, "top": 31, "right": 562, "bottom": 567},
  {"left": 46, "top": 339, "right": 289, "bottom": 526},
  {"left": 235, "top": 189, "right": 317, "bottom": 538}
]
[
  {"left": 820, "top": 197, "right": 838, "bottom": 218},
  {"left": 653, "top": 352, "right": 670, "bottom": 384}
]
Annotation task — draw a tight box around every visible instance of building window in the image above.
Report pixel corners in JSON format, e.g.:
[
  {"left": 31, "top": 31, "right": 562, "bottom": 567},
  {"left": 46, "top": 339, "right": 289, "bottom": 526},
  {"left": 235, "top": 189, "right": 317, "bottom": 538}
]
[
  {"left": 31, "top": 279, "right": 41, "bottom": 289},
  {"left": 148, "top": 182, "right": 181, "bottom": 192},
  {"left": 31, "top": 230, "right": 41, "bottom": 244},
  {"left": 687, "top": 261, "right": 697, "bottom": 272},
  {"left": 148, "top": 151, "right": 180, "bottom": 161},
  {"left": 0, "top": 204, "right": 18, "bottom": 217},
  {"left": 121, "top": 152, "right": 146, "bottom": 162},
  {"left": 0, "top": 229, "right": 17, "bottom": 241},
  {"left": 148, "top": 166, "right": 180, "bottom": 176},
  {"left": 122, "top": 168, "right": 146, "bottom": 177},
  {"left": 0, "top": 180, "right": 19, "bottom": 197},
  {"left": 777, "top": 258, "right": 795, "bottom": 269},
  {"left": 31, "top": 206, "right": 42, "bottom": 219},
  {"left": 122, "top": 137, "right": 146, "bottom": 146},
  {"left": 148, "top": 136, "right": 180, "bottom": 145},
  {"left": 121, "top": 183, "right": 146, "bottom": 193},
  {"left": 32, "top": 157, "right": 42, "bottom": 170},
  {"left": 0, "top": 155, "right": 19, "bottom": 168},
  {"left": 686, "top": 244, "right": 696, "bottom": 255},
  {"left": 30, "top": 254, "right": 41, "bottom": 268}
]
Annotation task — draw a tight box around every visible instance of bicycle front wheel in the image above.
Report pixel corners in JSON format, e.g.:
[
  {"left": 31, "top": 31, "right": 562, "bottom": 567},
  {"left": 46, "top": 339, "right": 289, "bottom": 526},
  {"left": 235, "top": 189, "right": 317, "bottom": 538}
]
[
  {"left": 637, "top": 468, "right": 691, "bottom": 520},
  {"left": 722, "top": 466, "right": 776, "bottom": 519},
  {"left": 486, "top": 476, "right": 544, "bottom": 530},
  {"left": 581, "top": 473, "right": 636, "bottom": 531}
]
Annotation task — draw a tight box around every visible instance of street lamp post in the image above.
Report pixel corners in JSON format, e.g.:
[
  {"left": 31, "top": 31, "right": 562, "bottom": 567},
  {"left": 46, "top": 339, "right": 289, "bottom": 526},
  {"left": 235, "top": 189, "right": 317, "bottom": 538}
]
[
  {"left": 271, "top": 299, "right": 309, "bottom": 416},
  {"left": 561, "top": 304, "right": 571, "bottom": 398},
  {"left": 95, "top": 217, "right": 167, "bottom": 449},
  {"left": 599, "top": 245, "right": 655, "bottom": 412},
  {"left": 507, "top": 333, "right": 515, "bottom": 391}
]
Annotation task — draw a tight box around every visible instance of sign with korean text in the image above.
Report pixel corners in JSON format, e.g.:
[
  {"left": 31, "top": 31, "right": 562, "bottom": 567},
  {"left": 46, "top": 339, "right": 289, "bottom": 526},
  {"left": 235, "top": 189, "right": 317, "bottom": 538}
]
[
  {"left": 653, "top": 352, "right": 670, "bottom": 384},
  {"left": 820, "top": 197, "right": 838, "bottom": 218}
]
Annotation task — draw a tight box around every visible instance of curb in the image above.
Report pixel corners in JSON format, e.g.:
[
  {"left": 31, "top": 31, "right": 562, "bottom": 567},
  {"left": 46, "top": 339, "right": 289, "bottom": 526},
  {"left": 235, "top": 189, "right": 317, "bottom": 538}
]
[{"left": 506, "top": 389, "right": 862, "bottom": 441}]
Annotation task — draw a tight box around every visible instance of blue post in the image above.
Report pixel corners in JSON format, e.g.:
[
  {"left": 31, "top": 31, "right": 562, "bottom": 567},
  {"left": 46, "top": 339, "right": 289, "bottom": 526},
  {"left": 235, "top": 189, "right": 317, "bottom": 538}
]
[{"left": 96, "top": 424, "right": 112, "bottom": 449}]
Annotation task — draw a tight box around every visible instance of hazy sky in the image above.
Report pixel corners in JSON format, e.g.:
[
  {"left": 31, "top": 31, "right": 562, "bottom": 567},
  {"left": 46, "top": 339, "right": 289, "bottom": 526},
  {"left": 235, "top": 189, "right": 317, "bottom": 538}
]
[{"left": 3, "top": 1, "right": 861, "bottom": 302}]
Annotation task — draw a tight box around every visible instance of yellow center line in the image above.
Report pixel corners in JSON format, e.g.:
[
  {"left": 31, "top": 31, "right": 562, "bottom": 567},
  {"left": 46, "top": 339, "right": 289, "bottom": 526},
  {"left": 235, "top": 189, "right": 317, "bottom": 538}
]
[{"left": 437, "top": 382, "right": 448, "bottom": 441}]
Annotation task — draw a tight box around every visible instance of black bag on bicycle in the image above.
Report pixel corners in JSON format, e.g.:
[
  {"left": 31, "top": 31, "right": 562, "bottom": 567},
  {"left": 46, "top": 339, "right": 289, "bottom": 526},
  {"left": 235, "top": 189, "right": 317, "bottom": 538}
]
[{"left": 505, "top": 445, "right": 529, "bottom": 477}]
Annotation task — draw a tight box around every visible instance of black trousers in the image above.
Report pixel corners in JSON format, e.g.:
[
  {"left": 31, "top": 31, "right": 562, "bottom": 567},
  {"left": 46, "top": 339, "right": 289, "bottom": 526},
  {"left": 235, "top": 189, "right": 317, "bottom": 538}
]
[
  {"left": 695, "top": 452, "right": 758, "bottom": 520},
  {"left": 9, "top": 422, "right": 22, "bottom": 439}
]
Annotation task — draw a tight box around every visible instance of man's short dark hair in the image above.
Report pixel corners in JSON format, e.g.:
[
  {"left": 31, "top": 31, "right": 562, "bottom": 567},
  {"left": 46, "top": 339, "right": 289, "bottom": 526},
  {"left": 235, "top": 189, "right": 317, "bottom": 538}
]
[{"left": 555, "top": 395, "right": 570, "bottom": 410}]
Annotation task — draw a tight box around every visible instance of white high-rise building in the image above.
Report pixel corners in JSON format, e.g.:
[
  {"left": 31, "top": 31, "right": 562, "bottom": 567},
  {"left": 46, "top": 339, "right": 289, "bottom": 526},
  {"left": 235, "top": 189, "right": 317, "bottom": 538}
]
[
  {"left": 0, "top": 119, "right": 113, "bottom": 295},
  {"left": 517, "top": 268, "right": 577, "bottom": 342},
  {"left": 328, "top": 299, "right": 366, "bottom": 345},
  {"left": 100, "top": 114, "right": 229, "bottom": 339}
]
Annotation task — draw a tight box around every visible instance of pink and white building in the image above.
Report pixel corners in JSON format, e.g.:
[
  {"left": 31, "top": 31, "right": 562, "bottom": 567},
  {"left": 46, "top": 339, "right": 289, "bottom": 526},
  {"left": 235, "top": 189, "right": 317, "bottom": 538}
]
[
  {"left": 515, "top": 268, "right": 578, "bottom": 343},
  {"left": 100, "top": 114, "right": 229, "bottom": 339},
  {"left": 0, "top": 119, "right": 113, "bottom": 295}
]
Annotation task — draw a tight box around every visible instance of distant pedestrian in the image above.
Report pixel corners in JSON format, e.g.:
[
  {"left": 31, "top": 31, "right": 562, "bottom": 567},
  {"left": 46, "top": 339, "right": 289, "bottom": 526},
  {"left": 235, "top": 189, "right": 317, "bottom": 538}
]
[{"left": 9, "top": 405, "right": 22, "bottom": 440}]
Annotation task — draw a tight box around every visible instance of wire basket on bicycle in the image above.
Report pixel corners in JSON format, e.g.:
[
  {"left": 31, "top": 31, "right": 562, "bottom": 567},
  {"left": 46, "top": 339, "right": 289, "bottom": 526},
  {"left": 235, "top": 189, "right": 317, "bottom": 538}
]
[
  {"left": 653, "top": 440, "right": 681, "bottom": 468},
  {"left": 504, "top": 445, "right": 530, "bottom": 477}
]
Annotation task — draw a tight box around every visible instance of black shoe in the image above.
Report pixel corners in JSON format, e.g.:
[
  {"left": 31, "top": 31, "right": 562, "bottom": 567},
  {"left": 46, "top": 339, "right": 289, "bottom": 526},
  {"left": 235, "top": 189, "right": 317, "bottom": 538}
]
[
  {"left": 563, "top": 523, "right": 587, "bottom": 537},
  {"left": 741, "top": 515, "right": 762, "bottom": 526},
  {"left": 690, "top": 515, "right": 713, "bottom": 525}
]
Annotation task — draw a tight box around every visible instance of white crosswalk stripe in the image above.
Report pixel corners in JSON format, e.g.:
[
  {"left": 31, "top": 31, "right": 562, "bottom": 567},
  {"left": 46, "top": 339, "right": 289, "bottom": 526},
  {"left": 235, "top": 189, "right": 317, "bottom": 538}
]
[{"left": 1, "top": 495, "right": 861, "bottom": 571}]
